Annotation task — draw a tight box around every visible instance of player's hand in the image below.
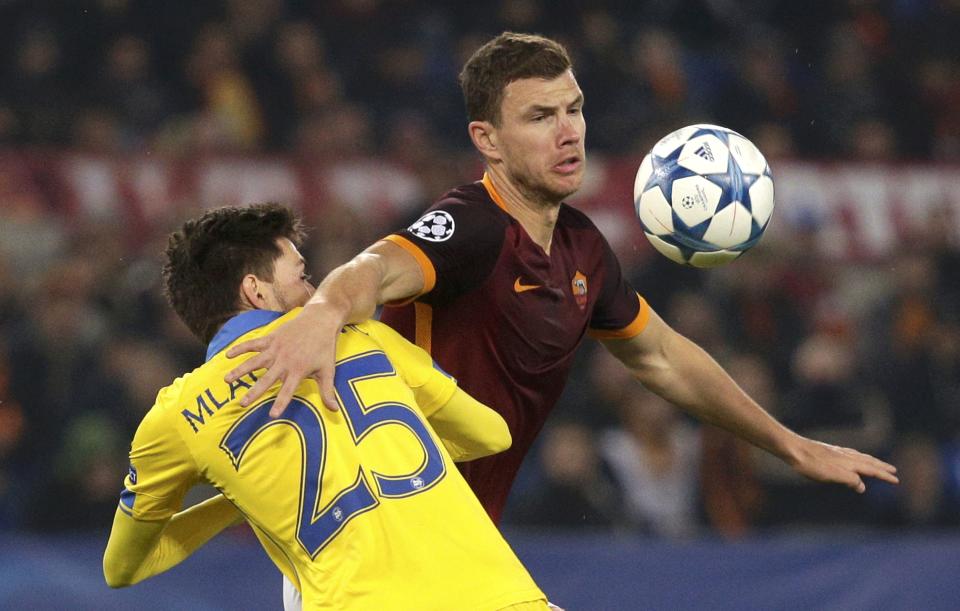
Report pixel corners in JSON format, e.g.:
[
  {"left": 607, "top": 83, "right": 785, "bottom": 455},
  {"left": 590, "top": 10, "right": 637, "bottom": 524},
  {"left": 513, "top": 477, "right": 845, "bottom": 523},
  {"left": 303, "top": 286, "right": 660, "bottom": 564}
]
[
  {"left": 786, "top": 437, "right": 898, "bottom": 493},
  {"left": 224, "top": 303, "right": 342, "bottom": 417}
]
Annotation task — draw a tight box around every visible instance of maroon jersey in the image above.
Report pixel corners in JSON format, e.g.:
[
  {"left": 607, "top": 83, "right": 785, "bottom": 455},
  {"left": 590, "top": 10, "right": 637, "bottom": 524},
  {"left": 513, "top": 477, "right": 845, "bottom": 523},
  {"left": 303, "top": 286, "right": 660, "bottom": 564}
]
[{"left": 381, "top": 174, "right": 650, "bottom": 522}]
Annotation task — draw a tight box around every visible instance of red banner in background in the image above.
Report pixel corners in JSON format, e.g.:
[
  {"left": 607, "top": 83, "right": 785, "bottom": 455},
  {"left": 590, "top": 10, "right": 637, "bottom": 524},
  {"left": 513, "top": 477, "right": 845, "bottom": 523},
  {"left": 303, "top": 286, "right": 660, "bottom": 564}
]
[{"left": 2, "top": 151, "right": 958, "bottom": 261}]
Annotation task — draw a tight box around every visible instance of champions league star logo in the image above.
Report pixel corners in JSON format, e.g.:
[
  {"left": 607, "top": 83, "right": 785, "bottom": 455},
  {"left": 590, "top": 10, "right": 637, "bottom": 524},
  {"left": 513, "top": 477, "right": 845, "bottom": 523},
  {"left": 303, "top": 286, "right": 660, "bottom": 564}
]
[{"left": 408, "top": 211, "right": 455, "bottom": 242}]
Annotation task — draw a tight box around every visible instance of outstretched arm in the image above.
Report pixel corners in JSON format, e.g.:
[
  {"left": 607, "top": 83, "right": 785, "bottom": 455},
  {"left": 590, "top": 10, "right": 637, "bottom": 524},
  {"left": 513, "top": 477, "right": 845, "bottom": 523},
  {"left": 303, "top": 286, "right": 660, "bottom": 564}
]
[
  {"left": 427, "top": 388, "right": 512, "bottom": 462},
  {"left": 601, "top": 308, "right": 898, "bottom": 493},
  {"left": 225, "top": 240, "right": 424, "bottom": 417},
  {"left": 103, "top": 494, "right": 244, "bottom": 588}
]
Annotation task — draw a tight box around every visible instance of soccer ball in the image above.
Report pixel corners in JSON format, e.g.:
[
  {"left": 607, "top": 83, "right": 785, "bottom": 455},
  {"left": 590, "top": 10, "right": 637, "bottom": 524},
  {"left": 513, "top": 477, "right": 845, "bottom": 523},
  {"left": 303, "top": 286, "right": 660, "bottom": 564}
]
[{"left": 634, "top": 124, "right": 774, "bottom": 267}]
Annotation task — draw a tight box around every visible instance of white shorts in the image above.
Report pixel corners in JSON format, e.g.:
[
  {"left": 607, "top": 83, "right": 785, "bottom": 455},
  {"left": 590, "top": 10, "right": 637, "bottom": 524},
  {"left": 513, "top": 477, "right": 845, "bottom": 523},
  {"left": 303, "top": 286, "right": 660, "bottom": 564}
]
[{"left": 283, "top": 575, "right": 302, "bottom": 611}]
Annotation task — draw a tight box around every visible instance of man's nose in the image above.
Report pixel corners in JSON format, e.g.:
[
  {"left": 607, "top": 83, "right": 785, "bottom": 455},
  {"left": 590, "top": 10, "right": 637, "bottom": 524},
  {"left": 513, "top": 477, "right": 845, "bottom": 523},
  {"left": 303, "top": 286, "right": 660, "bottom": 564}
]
[{"left": 558, "top": 114, "right": 582, "bottom": 147}]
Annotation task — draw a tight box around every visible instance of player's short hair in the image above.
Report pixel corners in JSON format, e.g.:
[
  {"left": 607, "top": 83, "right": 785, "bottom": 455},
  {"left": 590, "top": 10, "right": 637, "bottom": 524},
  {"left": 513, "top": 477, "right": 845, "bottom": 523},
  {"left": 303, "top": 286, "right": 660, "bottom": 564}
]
[
  {"left": 459, "top": 31, "right": 572, "bottom": 126},
  {"left": 163, "top": 203, "right": 306, "bottom": 344}
]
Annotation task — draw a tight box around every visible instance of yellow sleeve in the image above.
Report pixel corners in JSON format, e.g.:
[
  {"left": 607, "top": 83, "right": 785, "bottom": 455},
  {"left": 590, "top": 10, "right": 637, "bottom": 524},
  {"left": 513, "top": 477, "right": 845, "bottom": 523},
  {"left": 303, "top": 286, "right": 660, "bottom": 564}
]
[
  {"left": 426, "top": 387, "right": 512, "bottom": 462},
  {"left": 103, "top": 494, "right": 244, "bottom": 587},
  {"left": 363, "top": 320, "right": 456, "bottom": 417},
  {"left": 120, "top": 395, "right": 198, "bottom": 521}
]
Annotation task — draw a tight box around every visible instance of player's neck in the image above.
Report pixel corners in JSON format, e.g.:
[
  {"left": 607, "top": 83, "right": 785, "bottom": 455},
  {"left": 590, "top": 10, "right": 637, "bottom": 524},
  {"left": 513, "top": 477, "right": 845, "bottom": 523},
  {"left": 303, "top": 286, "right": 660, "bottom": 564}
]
[{"left": 482, "top": 169, "right": 559, "bottom": 255}]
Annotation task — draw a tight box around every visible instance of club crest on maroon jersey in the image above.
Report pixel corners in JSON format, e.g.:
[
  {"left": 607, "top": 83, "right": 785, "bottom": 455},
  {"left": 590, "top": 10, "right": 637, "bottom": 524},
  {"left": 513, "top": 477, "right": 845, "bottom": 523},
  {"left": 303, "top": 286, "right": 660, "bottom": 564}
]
[{"left": 571, "top": 271, "right": 588, "bottom": 309}]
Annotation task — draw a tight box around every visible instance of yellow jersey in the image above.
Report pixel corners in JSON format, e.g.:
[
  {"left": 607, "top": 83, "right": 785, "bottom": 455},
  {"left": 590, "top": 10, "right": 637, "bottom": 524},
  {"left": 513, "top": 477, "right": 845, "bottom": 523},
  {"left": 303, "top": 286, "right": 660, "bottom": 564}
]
[{"left": 119, "top": 309, "right": 544, "bottom": 610}]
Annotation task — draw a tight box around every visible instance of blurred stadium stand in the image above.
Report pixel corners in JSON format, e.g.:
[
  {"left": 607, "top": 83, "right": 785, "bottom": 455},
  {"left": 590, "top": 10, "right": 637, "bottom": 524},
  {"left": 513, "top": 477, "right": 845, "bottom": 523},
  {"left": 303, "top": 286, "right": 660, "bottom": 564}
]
[{"left": 1, "top": 0, "right": 959, "bottom": 607}]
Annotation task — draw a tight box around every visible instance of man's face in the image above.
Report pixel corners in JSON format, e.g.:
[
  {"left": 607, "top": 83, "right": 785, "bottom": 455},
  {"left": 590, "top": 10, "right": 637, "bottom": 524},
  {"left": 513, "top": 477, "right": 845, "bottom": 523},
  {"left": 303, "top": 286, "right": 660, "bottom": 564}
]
[
  {"left": 262, "top": 238, "right": 314, "bottom": 312},
  {"left": 494, "top": 70, "right": 586, "bottom": 204}
]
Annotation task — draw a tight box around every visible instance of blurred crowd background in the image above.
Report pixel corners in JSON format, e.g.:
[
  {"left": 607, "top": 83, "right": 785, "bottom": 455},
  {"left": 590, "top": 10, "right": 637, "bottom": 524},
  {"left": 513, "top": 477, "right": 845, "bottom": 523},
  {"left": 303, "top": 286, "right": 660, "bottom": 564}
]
[{"left": 1, "top": 0, "right": 959, "bottom": 539}]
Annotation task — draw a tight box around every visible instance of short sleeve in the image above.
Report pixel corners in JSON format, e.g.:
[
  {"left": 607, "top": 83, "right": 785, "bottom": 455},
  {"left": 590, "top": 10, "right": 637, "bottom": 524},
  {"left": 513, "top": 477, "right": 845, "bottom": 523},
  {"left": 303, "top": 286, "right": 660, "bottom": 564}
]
[
  {"left": 587, "top": 235, "right": 651, "bottom": 340},
  {"left": 119, "top": 401, "right": 199, "bottom": 522},
  {"left": 383, "top": 189, "right": 507, "bottom": 307},
  {"left": 365, "top": 320, "right": 458, "bottom": 417}
]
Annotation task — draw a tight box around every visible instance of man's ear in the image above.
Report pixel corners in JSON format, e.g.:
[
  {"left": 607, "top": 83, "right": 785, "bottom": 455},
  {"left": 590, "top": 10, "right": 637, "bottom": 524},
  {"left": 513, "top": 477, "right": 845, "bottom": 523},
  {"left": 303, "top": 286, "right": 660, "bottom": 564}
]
[
  {"left": 468, "top": 120, "right": 502, "bottom": 162},
  {"left": 239, "top": 274, "right": 267, "bottom": 310}
]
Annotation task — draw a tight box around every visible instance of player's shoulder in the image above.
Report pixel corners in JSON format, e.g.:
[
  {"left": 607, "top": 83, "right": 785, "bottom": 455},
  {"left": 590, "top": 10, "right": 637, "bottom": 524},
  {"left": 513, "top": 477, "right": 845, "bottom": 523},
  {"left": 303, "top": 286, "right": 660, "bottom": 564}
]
[
  {"left": 135, "top": 373, "right": 189, "bottom": 433},
  {"left": 430, "top": 182, "right": 510, "bottom": 222},
  {"left": 154, "top": 372, "right": 188, "bottom": 407},
  {"left": 438, "top": 181, "right": 492, "bottom": 205}
]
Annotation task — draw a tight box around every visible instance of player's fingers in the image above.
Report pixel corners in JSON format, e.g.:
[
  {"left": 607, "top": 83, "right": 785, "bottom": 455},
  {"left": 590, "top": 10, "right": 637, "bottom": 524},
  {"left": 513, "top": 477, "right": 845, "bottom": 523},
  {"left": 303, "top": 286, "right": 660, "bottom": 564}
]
[
  {"left": 874, "top": 469, "right": 900, "bottom": 485},
  {"left": 226, "top": 337, "right": 270, "bottom": 359},
  {"left": 316, "top": 370, "right": 339, "bottom": 411},
  {"left": 225, "top": 351, "right": 273, "bottom": 384},
  {"left": 834, "top": 466, "right": 866, "bottom": 493},
  {"left": 838, "top": 447, "right": 899, "bottom": 475},
  {"left": 843, "top": 449, "right": 899, "bottom": 478},
  {"left": 870, "top": 456, "right": 898, "bottom": 474},
  {"left": 240, "top": 368, "right": 282, "bottom": 407},
  {"left": 269, "top": 379, "right": 299, "bottom": 418},
  {"left": 856, "top": 463, "right": 900, "bottom": 485}
]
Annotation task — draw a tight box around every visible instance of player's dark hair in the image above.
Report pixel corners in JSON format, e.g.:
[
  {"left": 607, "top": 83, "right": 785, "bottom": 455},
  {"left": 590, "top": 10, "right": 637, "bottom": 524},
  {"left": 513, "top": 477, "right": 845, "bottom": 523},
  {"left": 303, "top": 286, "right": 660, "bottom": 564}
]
[
  {"left": 163, "top": 203, "right": 306, "bottom": 344},
  {"left": 459, "top": 31, "right": 572, "bottom": 126}
]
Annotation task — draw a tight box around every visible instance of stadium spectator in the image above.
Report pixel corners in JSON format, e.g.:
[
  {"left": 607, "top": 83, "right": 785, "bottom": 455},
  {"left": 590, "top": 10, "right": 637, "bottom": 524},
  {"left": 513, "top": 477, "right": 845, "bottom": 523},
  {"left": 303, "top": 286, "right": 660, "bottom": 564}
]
[
  {"left": 866, "top": 252, "right": 955, "bottom": 441},
  {"left": 92, "top": 34, "right": 172, "bottom": 148},
  {"left": 601, "top": 393, "right": 702, "bottom": 538},
  {"left": 764, "top": 331, "right": 893, "bottom": 526},
  {"left": 0, "top": 346, "right": 28, "bottom": 530},
  {"left": 700, "top": 352, "right": 774, "bottom": 538},
  {"left": 874, "top": 434, "right": 959, "bottom": 529},
  {"left": 513, "top": 421, "right": 626, "bottom": 530},
  {"left": 182, "top": 24, "right": 264, "bottom": 151},
  {"left": 8, "top": 27, "right": 71, "bottom": 144},
  {"left": 27, "top": 412, "right": 127, "bottom": 531}
]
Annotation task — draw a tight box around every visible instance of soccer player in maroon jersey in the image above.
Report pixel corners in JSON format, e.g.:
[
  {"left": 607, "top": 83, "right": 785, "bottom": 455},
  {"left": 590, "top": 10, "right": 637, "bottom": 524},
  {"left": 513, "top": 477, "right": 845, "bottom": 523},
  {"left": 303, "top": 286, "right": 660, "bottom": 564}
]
[{"left": 225, "top": 32, "right": 898, "bottom": 525}]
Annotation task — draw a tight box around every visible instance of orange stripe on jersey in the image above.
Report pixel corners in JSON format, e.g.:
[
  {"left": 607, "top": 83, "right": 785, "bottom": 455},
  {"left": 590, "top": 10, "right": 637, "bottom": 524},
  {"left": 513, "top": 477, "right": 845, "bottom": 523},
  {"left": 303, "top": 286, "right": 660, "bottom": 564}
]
[
  {"left": 414, "top": 302, "right": 432, "bottom": 353},
  {"left": 588, "top": 295, "right": 651, "bottom": 340},
  {"left": 382, "top": 234, "right": 437, "bottom": 295},
  {"left": 481, "top": 173, "right": 509, "bottom": 212}
]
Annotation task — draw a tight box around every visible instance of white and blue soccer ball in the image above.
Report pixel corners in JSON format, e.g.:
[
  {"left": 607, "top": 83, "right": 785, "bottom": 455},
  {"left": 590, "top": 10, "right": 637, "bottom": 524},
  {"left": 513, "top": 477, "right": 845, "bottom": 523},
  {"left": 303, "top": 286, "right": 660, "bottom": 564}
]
[{"left": 634, "top": 124, "right": 775, "bottom": 268}]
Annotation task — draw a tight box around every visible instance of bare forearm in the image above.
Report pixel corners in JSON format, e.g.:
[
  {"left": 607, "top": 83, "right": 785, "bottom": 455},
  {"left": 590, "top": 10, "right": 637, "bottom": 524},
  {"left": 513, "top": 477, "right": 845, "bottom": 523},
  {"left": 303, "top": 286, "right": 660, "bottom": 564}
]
[
  {"left": 307, "top": 254, "right": 383, "bottom": 324},
  {"left": 306, "top": 242, "right": 423, "bottom": 325},
  {"left": 633, "top": 333, "right": 800, "bottom": 463},
  {"left": 604, "top": 310, "right": 898, "bottom": 492}
]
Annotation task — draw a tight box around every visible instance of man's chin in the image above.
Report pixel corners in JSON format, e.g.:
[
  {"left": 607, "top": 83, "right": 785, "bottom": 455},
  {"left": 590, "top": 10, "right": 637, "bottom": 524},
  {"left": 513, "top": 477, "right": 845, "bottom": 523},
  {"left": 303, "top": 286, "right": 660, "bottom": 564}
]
[{"left": 549, "top": 174, "right": 584, "bottom": 201}]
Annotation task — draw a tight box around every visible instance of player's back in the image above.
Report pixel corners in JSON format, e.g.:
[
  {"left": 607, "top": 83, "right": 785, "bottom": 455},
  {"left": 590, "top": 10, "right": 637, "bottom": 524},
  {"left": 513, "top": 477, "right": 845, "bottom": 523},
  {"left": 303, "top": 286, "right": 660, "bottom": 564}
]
[{"left": 154, "top": 311, "right": 543, "bottom": 610}]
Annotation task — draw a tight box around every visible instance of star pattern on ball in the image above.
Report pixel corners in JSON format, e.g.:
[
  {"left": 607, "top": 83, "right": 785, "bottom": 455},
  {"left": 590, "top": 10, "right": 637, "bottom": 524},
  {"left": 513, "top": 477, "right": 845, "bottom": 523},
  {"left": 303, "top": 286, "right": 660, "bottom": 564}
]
[{"left": 644, "top": 148, "right": 698, "bottom": 202}]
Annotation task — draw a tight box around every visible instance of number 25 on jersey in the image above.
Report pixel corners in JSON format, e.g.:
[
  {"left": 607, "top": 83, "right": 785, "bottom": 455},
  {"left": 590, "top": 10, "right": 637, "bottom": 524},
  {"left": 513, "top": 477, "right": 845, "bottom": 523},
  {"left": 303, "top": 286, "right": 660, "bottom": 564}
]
[{"left": 219, "top": 351, "right": 446, "bottom": 557}]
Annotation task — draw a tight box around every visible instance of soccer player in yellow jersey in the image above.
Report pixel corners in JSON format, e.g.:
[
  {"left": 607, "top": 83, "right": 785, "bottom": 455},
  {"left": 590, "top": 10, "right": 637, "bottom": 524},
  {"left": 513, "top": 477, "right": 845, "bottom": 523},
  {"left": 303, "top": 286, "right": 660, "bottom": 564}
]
[{"left": 102, "top": 203, "right": 549, "bottom": 611}]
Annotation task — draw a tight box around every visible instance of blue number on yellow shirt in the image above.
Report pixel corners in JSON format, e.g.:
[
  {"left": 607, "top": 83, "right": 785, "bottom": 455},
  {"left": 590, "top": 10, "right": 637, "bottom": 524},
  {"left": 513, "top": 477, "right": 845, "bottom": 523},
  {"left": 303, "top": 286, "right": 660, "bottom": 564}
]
[
  {"left": 220, "top": 351, "right": 445, "bottom": 557},
  {"left": 336, "top": 351, "right": 446, "bottom": 498}
]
